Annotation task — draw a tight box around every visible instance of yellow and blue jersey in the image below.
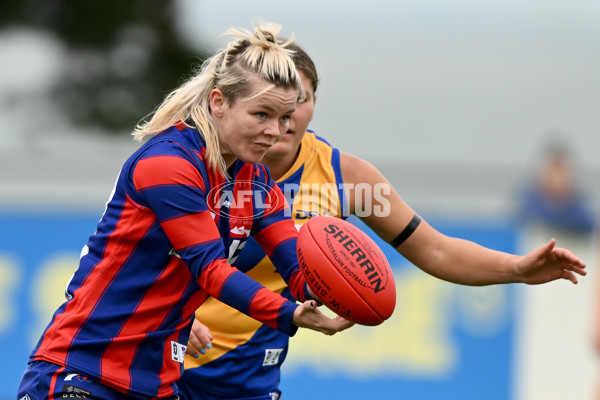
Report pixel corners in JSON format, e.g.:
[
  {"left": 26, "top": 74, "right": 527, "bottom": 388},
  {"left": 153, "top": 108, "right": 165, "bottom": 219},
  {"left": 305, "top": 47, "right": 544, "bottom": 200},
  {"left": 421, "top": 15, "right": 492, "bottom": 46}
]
[{"left": 179, "top": 131, "right": 346, "bottom": 398}]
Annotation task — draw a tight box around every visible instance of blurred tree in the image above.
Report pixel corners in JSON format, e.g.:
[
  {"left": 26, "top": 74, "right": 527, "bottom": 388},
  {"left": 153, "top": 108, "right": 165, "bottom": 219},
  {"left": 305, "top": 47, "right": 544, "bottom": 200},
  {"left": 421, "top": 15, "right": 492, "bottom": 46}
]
[{"left": 1, "top": 0, "right": 208, "bottom": 133}]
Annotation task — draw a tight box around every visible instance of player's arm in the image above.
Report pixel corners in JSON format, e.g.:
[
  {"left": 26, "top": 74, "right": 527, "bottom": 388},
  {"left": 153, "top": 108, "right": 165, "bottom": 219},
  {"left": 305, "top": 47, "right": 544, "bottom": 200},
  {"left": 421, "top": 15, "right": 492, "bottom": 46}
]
[
  {"left": 132, "top": 146, "right": 346, "bottom": 335},
  {"left": 251, "top": 170, "right": 315, "bottom": 303},
  {"left": 340, "top": 152, "right": 586, "bottom": 285}
]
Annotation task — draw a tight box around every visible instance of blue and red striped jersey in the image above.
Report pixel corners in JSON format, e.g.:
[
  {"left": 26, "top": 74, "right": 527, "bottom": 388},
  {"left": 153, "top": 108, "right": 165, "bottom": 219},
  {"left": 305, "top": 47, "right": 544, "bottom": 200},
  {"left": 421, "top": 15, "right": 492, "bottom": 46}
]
[
  {"left": 30, "top": 125, "right": 310, "bottom": 399},
  {"left": 180, "top": 131, "right": 347, "bottom": 398}
]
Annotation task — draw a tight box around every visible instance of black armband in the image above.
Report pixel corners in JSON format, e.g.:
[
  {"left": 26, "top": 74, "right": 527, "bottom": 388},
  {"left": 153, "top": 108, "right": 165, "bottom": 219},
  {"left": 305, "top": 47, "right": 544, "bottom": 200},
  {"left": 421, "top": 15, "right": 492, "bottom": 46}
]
[{"left": 389, "top": 214, "right": 422, "bottom": 248}]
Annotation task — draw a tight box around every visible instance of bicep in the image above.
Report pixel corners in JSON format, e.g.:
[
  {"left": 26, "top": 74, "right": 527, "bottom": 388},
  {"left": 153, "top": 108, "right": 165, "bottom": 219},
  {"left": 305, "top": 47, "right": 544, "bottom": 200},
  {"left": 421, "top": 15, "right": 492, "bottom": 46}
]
[
  {"left": 340, "top": 151, "right": 415, "bottom": 243},
  {"left": 340, "top": 154, "right": 452, "bottom": 276},
  {"left": 133, "top": 154, "right": 214, "bottom": 244},
  {"left": 132, "top": 152, "right": 207, "bottom": 216},
  {"left": 132, "top": 151, "right": 227, "bottom": 276}
]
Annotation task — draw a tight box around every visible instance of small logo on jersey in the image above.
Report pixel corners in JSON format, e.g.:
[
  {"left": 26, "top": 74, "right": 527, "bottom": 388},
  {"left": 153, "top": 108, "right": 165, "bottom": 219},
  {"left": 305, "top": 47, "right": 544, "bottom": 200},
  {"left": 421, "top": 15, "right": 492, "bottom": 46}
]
[
  {"left": 64, "top": 373, "right": 89, "bottom": 383},
  {"left": 262, "top": 348, "right": 283, "bottom": 366},
  {"left": 62, "top": 384, "right": 92, "bottom": 399},
  {"left": 230, "top": 226, "right": 251, "bottom": 237},
  {"left": 207, "top": 180, "right": 279, "bottom": 219},
  {"left": 19, "top": 395, "right": 31, "bottom": 400},
  {"left": 171, "top": 340, "right": 187, "bottom": 364}
]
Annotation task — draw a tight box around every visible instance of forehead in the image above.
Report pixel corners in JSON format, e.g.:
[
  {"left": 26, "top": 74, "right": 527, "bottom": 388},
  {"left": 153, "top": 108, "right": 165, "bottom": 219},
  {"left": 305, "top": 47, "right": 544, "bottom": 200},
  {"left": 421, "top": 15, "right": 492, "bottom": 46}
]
[
  {"left": 298, "top": 71, "right": 314, "bottom": 93},
  {"left": 243, "top": 80, "right": 297, "bottom": 110}
]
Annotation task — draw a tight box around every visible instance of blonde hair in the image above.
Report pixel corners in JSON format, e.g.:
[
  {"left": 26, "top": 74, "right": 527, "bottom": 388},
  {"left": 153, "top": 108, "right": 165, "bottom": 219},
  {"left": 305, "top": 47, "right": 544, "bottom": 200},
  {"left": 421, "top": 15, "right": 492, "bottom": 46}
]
[{"left": 132, "top": 22, "right": 303, "bottom": 176}]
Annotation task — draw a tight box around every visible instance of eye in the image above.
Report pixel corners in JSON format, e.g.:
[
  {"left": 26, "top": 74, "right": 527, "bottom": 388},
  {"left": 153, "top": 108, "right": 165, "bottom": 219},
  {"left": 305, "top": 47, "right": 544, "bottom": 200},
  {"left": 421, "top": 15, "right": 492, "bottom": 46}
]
[
  {"left": 256, "top": 112, "right": 267, "bottom": 119},
  {"left": 280, "top": 115, "right": 291, "bottom": 123}
]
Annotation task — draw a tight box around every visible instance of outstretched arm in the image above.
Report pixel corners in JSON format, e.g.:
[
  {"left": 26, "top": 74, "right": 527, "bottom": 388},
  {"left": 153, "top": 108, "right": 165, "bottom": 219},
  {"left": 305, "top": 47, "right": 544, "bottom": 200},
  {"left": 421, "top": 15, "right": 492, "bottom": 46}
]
[
  {"left": 401, "top": 224, "right": 585, "bottom": 285},
  {"left": 340, "top": 152, "right": 586, "bottom": 286}
]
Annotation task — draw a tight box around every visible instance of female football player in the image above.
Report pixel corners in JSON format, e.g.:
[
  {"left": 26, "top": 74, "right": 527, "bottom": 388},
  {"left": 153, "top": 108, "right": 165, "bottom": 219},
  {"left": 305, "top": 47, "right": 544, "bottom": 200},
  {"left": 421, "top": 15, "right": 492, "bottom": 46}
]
[{"left": 17, "top": 23, "right": 352, "bottom": 400}]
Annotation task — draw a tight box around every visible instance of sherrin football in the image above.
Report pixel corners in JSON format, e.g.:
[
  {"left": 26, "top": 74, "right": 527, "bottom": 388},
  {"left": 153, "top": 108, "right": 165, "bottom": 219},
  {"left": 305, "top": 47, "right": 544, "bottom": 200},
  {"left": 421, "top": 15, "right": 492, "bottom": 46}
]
[{"left": 297, "top": 215, "right": 396, "bottom": 326}]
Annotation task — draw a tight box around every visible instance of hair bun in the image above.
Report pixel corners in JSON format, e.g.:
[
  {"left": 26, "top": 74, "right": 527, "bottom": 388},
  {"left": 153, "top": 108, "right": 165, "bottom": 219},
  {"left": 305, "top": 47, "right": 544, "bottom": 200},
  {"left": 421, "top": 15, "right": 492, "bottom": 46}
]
[{"left": 263, "top": 32, "right": 276, "bottom": 43}]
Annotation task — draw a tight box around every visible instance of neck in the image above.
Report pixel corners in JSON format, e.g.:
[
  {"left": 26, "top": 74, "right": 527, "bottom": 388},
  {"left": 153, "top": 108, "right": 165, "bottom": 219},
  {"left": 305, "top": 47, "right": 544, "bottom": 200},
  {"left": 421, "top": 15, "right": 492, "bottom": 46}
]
[
  {"left": 263, "top": 145, "right": 301, "bottom": 181},
  {"left": 223, "top": 155, "right": 236, "bottom": 169}
]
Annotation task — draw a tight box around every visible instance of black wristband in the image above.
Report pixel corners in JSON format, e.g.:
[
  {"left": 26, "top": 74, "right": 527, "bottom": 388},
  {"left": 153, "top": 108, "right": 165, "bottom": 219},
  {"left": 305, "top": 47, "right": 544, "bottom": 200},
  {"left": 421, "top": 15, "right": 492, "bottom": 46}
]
[{"left": 389, "top": 214, "right": 422, "bottom": 248}]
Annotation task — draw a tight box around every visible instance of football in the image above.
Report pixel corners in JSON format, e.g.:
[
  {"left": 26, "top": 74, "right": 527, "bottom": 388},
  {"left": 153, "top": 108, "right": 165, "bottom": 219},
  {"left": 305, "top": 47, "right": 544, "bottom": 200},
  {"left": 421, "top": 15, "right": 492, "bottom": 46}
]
[{"left": 297, "top": 215, "right": 396, "bottom": 326}]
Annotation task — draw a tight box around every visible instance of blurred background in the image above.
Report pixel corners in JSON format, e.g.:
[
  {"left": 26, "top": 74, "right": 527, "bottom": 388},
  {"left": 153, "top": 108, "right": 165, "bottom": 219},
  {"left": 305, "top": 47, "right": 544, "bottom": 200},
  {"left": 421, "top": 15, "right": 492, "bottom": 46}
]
[{"left": 1, "top": 0, "right": 598, "bottom": 399}]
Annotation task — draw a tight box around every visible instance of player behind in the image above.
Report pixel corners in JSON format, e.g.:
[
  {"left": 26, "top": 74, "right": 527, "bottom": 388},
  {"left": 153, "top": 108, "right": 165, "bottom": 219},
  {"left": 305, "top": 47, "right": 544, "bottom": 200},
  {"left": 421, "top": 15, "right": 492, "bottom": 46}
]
[
  {"left": 178, "top": 41, "right": 587, "bottom": 400},
  {"left": 16, "top": 23, "right": 352, "bottom": 400}
]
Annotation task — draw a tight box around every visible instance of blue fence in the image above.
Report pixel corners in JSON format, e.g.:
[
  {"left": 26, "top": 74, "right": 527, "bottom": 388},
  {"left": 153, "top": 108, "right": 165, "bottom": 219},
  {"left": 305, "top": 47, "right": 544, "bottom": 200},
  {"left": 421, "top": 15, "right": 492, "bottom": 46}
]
[
  {"left": 0, "top": 212, "right": 518, "bottom": 399},
  {"left": 282, "top": 216, "right": 518, "bottom": 400}
]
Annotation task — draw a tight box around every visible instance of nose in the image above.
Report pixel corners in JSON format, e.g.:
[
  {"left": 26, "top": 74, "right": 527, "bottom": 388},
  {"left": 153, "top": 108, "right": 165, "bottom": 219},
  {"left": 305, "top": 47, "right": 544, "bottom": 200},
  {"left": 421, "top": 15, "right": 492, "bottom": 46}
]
[{"left": 264, "top": 118, "right": 282, "bottom": 137}]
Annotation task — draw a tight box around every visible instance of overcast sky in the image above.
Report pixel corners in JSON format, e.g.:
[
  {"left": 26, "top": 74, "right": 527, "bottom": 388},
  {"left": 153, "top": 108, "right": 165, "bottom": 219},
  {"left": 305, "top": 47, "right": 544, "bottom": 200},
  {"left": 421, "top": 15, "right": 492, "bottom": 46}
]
[
  {"left": 176, "top": 0, "right": 600, "bottom": 171},
  {"left": 0, "top": 1, "right": 598, "bottom": 211}
]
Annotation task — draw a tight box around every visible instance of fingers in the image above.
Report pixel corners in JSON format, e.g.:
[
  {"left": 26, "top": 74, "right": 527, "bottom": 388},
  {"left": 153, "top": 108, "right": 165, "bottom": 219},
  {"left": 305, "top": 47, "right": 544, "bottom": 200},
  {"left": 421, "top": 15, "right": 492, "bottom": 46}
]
[
  {"left": 196, "top": 342, "right": 212, "bottom": 357},
  {"left": 188, "top": 334, "right": 213, "bottom": 358},
  {"left": 553, "top": 247, "right": 587, "bottom": 271},
  {"left": 555, "top": 245, "right": 587, "bottom": 284},
  {"left": 293, "top": 300, "right": 354, "bottom": 336},
  {"left": 319, "top": 316, "right": 353, "bottom": 336},
  {"left": 560, "top": 263, "right": 587, "bottom": 284},
  {"left": 188, "top": 319, "right": 214, "bottom": 358},
  {"left": 517, "top": 238, "right": 588, "bottom": 286},
  {"left": 533, "top": 238, "right": 556, "bottom": 260},
  {"left": 562, "top": 270, "right": 579, "bottom": 284},
  {"left": 571, "top": 265, "right": 587, "bottom": 276},
  {"left": 186, "top": 342, "right": 201, "bottom": 358},
  {"left": 550, "top": 246, "right": 587, "bottom": 283},
  {"left": 309, "top": 302, "right": 353, "bottom": 335}
]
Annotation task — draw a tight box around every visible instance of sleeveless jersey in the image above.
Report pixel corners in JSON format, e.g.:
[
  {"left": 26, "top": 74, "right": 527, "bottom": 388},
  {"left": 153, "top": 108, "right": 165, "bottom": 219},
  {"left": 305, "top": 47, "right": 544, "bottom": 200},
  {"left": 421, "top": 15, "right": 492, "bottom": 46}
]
[
  {"left": 180, "top": 131, "right": 346, "bottom": 398},
  {"left": 29, "top": 125, "right": 310, "bottom": 399}
]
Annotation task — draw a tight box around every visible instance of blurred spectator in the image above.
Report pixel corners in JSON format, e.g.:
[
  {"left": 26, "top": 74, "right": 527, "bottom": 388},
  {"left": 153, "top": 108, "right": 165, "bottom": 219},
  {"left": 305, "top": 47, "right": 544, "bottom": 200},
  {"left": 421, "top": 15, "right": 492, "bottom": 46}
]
[{"left": 517, "top": 138, "right": 596, "bottom": 235}]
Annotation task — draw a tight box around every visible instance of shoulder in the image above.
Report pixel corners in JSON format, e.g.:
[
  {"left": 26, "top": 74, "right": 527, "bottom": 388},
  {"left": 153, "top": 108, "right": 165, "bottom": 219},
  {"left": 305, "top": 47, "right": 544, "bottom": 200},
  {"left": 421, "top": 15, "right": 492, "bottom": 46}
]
[
  {"left": 309, "top": 131, "right": 340, "bottom": 153},
  {"left": 283, "top": 131, "right": 338, "bottom": 178},
  {"left": 128, "top": 127, "right": 209, "bottom": 186},
  {"left": 134, "top": 126, "right": 205, "bottom": 157},
  {"left": 311, "top": 131, "right": 332, "bottom": 146},
  {"left": 340, "top": 152, "right": 385, "bottom": 185},
  {"left": 303, "top": 131, "right": 342, "bottom": 169}
]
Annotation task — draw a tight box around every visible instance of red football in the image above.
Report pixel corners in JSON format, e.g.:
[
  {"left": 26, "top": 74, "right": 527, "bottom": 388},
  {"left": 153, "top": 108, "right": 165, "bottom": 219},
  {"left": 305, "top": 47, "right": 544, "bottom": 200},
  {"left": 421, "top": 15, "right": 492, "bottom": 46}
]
[{"left": 297, "top": 215, "right": 396, "bottom": 326}]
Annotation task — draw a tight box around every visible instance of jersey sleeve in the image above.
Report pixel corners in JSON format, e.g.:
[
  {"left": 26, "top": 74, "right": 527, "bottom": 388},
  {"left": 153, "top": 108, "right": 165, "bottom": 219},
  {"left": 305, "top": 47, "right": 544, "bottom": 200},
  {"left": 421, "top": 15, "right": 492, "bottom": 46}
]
[
  {"left": 251, "top": 170, "right": 313, "bottom": 303},
  {"left": 130, "top": 143, "right": 298, "bottom": 336}
]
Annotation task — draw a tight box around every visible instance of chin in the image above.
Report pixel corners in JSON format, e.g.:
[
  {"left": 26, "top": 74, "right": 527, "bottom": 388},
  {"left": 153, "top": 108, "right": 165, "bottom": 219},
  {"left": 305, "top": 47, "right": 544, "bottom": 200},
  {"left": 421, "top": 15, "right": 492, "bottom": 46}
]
[
  {"left": 266, "top": 143, "right": 291, "bottom": 158},
  {"left": 240, "top": 152, "right": 267, "bottom": 165}
]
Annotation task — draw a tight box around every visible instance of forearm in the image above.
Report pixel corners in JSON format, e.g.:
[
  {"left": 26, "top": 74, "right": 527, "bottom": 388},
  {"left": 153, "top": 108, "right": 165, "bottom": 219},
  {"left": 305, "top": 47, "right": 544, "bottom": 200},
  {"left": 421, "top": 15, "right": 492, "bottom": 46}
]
[
  {"left": 401, "top": 227, "right": 519, "bottom": 286},
  {"left": 253, "top": 218, "right": 313, "bottom": 302},
  {"left": 269, "top": 237, "right": 313, "bottom": 302},
  {"left": 339, "top": 154, "right": 526, "bottom": 286},
  {"left": 197, "top": 259, "right": 298, "bottom": 335}
]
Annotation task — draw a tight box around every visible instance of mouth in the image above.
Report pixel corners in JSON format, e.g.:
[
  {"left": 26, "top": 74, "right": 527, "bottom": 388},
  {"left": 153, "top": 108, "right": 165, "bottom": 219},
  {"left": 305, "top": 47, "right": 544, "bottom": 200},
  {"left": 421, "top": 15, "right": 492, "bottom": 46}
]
[{"left": 255, "top": 142, "right": 273, "bottom": 151}]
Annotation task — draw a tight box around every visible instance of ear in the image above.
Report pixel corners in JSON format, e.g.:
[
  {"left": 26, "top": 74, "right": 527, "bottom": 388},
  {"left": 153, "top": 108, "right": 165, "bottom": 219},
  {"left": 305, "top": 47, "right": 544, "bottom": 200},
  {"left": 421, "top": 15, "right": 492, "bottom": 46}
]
[
  {"left": 313, "top": 92, "right": 318, "bottom": 104},
  {"left": 209, "top": 88, "right": 225, "bottom": 118}
]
